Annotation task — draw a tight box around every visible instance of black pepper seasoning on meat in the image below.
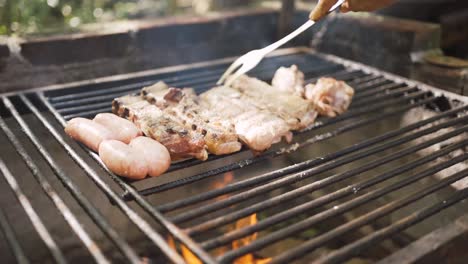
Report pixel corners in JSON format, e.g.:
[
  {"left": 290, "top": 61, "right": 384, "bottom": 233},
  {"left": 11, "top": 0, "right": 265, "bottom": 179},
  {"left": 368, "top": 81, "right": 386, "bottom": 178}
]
[{"left": 123, "top": 108, "right": 130, "bottom": 118}]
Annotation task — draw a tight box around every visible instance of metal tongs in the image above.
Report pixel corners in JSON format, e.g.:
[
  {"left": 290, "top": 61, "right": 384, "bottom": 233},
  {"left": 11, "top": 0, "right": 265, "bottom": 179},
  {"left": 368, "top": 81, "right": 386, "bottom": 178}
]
[{"left": 217, "top": 0, "right": 346, "bottom": 86}]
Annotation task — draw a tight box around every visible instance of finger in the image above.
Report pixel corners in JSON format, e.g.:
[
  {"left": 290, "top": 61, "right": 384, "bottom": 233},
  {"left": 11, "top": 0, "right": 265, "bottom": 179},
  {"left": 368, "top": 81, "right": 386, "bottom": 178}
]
[
  {"left": 309, "top": 0, "right": 339, "bottom": 21},
  {"left": 340, "top": 1, "right": 351, "bottom": 13}
]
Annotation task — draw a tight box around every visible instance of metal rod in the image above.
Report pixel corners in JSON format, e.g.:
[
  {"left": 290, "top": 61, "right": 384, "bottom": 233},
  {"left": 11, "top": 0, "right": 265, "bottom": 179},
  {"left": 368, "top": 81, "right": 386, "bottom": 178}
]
[
  {"left": 52, "top": 58, "right": 339, "bottom": 110},
  {"left": 175, "top": 100, "right": 460, "bottom": 225},
  {"left": 351, "top": 85, "right": 416, "bottom": 107},
  {"left": 132, "top": 95, "right": 436, "bottom": 199},
  {"left": 59, "top": 63, "right": 344, "bottom": 118},
  {"left": 184, "top": 120, "right": 468, "bottom": 233},
  {"left": 92, "top": 151, "right": 218, "bottom": 264},
  {"left": 351, "top": 86, "right": 418, "bottom": 109},
  {"left": 349, "top": 76, "right": 384, "bottom": 88},
  {"left": 35, "top": 93, "right": 215, "bottom": 264},
  {"left": 0, "top": 100, "right": 109, "bottom": 264},
  {"left": 64, "top": 107, "right": 111, "bottom": 120},
  {"left": 200, "top": 124, "right": 468, "bottom": 249},
  {"left": 24, "top": 94, "right": 187, "bottom": 264},
  {"left": 352, "top": 83, "right": 406, "bottom": 101},
  {"left": 0, "top": 209, "right": 29, "bottom": 264},
  {"left": 2, "top": 97, "right": 139, "bottom": 263},
  {"left": 315, "top": 168, "right": 468, "bottom": 264},
  {"left": 61, "top": 70, "right": 388, "bottom": 121},
  {"left": 220, "top": 151, "right": 468, "bottom": 263},
  {"left": 48, "top": 53, "right": 315, "bottom": 103},
  {"left": 306, "top": 69, "right": 365, "bottom": 84},
  {"left": 134, "top": 71, "right": 386, "bottom": 176},
  {"left": 306, "top": 90, "right": 429, "bottom": 131},
  {"left": 60, "top": 63, "right": 346, "bottom": 120},
  {"left": 58, "top": 101, "right": 109, "bottom": 115},
  {"left": 156, "top": 104, "right": 467, "bottom": 213},
  {"left": 0, "top": 159, "right": 67, "bottom": 264}
]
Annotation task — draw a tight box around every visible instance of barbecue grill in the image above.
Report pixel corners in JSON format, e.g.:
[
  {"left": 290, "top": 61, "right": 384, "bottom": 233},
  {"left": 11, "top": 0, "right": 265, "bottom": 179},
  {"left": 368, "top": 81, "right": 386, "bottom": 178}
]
[{"left": 0, "top": 47, "right": 467, "bottom": 264}]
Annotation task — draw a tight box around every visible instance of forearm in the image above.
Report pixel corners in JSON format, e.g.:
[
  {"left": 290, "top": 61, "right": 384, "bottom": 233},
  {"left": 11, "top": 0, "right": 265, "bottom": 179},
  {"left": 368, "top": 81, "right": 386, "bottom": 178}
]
[
  {"left": 310, "top": 0, "right": 396, "bottom": 21},
  {"left": 341, "top": 0, "right": 395, "bottom": 12}
]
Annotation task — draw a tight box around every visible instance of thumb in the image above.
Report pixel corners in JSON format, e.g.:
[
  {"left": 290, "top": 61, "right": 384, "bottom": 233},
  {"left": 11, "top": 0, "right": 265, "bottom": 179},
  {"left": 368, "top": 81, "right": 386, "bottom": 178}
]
[{"left": 309, "top": 0, "right": 340, "bottom": 21}]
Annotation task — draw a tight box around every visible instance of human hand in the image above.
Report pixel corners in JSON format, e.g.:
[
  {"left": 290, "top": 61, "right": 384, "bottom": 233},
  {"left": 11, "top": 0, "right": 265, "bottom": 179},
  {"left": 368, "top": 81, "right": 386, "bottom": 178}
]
[{"left": 310, "top": 0, "right": 395, "bottom": 21}]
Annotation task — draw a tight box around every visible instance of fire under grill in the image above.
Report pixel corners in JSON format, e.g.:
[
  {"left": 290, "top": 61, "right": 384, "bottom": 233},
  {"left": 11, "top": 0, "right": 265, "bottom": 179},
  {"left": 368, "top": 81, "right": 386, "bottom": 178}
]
[{"left": 0, "top": 47, "right": 467, "bottom": 264}]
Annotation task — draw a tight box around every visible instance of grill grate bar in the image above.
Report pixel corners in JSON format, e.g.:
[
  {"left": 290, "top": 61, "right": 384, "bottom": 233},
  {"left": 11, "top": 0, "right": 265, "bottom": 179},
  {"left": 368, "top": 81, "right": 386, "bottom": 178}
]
[
  {"left": 48, "top": 53, "right": 319, "bottom": 103},
  {"left": 59, "top": 64, "right": 348, "bottom": 120},
  {"left": 352, "top": 83, "right": 406, "bottom": 101},
  {"left": 202, "top": 122, "right": 468, "bottom": 250},
  {"left": 273, "top": 164, "right": 468, "bottom": 264},
  {"left": 315, "top": 169, "right": 468, "bottom": 264},
  {"left": 308, "top": 90, "right": 429, "bottom": 131},
  {"left": 0, "top": 98, "right": 110, "bottom": 264},
  {"left": 349, "top": 78, "right": 389, "bottom": 92},
  {"left": 351, "top": 86, "right": 418, "bottom": 109},
  {"left": 171, "top": 94, "right": 440, "bottom": 223},
  {"left": 58, "top": 101, "right": 110, "bottom": 116},
  {"left": 56, "top": 64, "right": 353, "bottom": 121},
  {"left": 219, "top": 149, "right": 468, "bottom": 263},
  {"left": 16, "top": 49, "right": 468, "bottom": 263},
  {"left": 200, "top": 123, "right": 468, "bottom": 249},
  {"left": 352, "top": 84, "right": 413, "bottom": 103},
  {"left": 34, "top": 93, "right": 217, "bottom": 264},
  {"left": 156, "top": 103, "right": 468, "bottom": 213},
  {"left": 2, "top": 96, "right": 140, "bottom": 263},
  {"left": 0, "top": 159, "right": 67, "bottom": 264},
  {"left": 134, "top": 95, "right": 436, "bottom": 199},
  {"left": 181, "top": 117, "right": 468, "bottom": 231},
  {"left": 64, "top": 108, "right": 110, "bottom": 121},
  {"left": 0, "top": 209, "right": 29, "bottom": 264},
  {"left": 51, "top": 59, "right": 341, "bottom": 110},
  {"left": 158, "top": 75, "right": 399, "bottom": 172},
  {"left": 91, "top": 155, "right": 220, "bottom": 264},
  {"left": 21, "top": 94, "right": 188, "bottom": 264},
  {"left": 137, "top": 73, "right": 391, "bottom": 177}
]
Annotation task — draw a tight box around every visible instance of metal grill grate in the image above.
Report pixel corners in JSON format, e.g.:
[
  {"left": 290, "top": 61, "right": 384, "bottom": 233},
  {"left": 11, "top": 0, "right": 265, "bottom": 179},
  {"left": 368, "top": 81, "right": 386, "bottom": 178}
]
[{"left": 0, "top": 48, "right": 467, "bottom": 263}]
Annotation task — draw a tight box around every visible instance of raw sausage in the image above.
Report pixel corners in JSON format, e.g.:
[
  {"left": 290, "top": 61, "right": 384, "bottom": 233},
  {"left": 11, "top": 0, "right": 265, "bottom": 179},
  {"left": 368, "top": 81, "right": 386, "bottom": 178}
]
[
  {"left": 93, "top": 113, "right": 142, "bottom": 144},
  {"left": 99, "top": 140, "right": 148, "bottom": 179},
  {"left": 65, "top": 118, "right": 113, "bottom": 152},
  {"left": 130, "top": 137, "right": 171, "bottom": 177}
]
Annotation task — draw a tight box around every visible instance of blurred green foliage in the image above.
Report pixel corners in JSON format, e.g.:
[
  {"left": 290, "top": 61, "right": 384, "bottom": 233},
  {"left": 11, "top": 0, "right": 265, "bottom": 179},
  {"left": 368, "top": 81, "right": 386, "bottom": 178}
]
[
  {"left": 0, "top": 0, "right": 270, "bottom": 36},
  {"left": 0, "top": 0, "right": 188, "bottom": 36}
]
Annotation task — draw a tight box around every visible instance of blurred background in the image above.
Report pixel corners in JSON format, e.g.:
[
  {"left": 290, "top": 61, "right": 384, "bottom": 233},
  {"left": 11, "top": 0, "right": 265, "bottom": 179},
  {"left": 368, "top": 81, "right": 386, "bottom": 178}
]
[
  {"left": 0, "top": 0, "right": 467, "bottom": 94},
  {"left": 2, "top": 0, "right": 467, "bottom": 37},
  {"left": 0, "top": 0, "right": 303, "bottom": 36}
]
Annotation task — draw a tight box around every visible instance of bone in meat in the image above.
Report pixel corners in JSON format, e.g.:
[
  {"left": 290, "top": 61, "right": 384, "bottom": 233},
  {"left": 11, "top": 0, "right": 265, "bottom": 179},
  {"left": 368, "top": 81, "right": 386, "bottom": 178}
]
[
  {"left": 112, "top": 95, "right": 208, "bottom": 160},
  {"left": 141, "top": 82, "right": 242, "bottom": 155}
]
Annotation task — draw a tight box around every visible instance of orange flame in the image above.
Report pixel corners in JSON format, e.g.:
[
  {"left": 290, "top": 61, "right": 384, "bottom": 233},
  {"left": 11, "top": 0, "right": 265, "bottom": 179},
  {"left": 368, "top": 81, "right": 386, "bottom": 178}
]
[
  {"left": 232, "top": 214, "right": 271, "bottom": 264},
  {"left": 213, "top": 172, "right": 234, "bottom": 202},
  {"left": 168, "top": 172, "right": 270, "bottom": 264}
]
